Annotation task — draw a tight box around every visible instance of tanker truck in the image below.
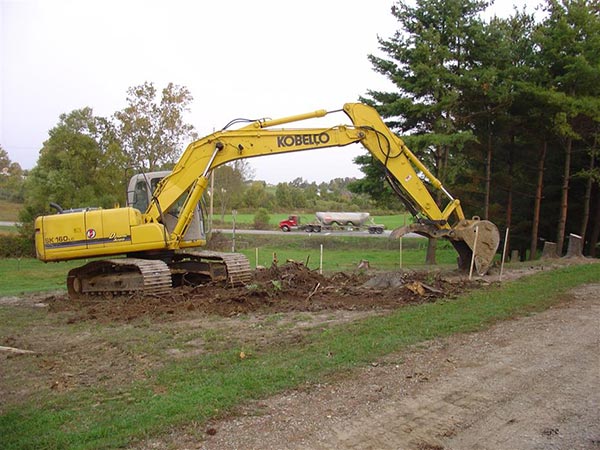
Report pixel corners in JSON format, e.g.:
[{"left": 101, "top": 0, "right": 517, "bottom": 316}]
[{"left": 279, "top": 212, "right": 385, "bottom": 234}]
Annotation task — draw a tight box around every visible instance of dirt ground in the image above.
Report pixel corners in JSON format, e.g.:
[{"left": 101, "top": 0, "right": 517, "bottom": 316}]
[
  {"left": 0, "top": 262, "right": 475, "bottom": 412},
  {"left": 186, "top": 281, "right": 600, "bottom": 450},
  {"left": 1, "top": 259, "right": 599, "bottom": 450}
]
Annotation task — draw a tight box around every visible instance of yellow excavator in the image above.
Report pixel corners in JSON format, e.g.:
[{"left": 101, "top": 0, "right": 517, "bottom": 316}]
[{"left": 34, "top": 103, "right": 500, "bottom": 298}]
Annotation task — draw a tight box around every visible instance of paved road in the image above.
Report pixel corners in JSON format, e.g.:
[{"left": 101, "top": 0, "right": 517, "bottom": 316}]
[{"left": 0, "top": 221, "right": 16, "bottom": 227}]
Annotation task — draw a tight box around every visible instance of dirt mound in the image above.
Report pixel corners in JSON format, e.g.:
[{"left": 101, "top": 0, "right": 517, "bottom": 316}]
[{"left": 45, "top": 262, "right": 474, "bottom": 323}]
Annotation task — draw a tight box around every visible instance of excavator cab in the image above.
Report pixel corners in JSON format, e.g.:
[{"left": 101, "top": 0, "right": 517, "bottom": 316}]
[{"left": 126, "top": 171, "right": 206, "bottom": 245}]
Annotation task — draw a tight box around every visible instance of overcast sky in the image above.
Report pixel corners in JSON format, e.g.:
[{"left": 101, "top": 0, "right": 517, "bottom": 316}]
[{"left": 1, "top": 0, "right": 535, "bottom": 184}]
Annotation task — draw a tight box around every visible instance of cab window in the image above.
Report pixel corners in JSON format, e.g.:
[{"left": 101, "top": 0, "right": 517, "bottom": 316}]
[{"left": 133, "top": 181, "right": 149, "bottom": 212}]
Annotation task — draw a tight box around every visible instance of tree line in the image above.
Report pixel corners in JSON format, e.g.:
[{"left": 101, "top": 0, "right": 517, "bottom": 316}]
[{"left": 352, "top": 0, "right": 599, "bottom": 258}]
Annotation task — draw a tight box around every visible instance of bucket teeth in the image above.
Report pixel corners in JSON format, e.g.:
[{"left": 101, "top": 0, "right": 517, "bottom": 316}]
[{"left": 390, "top": 219, "right": 500, "bottom": 275}]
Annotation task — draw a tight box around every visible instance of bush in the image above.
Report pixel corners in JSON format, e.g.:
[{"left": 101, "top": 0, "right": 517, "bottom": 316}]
[
  {"left": 205, "top": 231, "right": 230, "bottom": 251},
  {"left": 253, "top": 208, "right": 271, "bottom": 230},
  {"left": 0, "top": 234, "right": 35, "bottom": 258}
]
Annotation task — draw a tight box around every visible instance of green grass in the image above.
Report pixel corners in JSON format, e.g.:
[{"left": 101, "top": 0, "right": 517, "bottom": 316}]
[
  {"left": 0, "top": 258, "right": 84, "bottom": 296},
  {"left": 371, "top": 214, "right": 413, "bottom": 228},
  {"left": 212, "top": 212, "right": 291, "bottom": 226},
  {"left": 0, "top": 225, "right": 18, "bottom": 235},
  {"left": 1, "top": 262, "right": 598, "bottom": 449},
  {"left": 230, "top": 233, "right": 455, "bottom": 270},
  {"left": 0, "top": 199, "right": 22, "bottom": 221},
  {"left": 237, "top": 242, "right": 456, "bottom": 271}
]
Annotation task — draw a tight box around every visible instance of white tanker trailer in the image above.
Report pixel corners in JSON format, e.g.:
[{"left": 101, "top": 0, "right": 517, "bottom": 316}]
[{"left": 314, "top": 212, "right": 370, "bottom": 226}]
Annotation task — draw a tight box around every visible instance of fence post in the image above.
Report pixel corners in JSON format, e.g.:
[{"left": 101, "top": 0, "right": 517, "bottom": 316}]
[
  {"left": 399, "top": 237, "right": 403, "bottom": 270},
  {"left": 499, "top": 228, "right": 509, "bottom": 282},
  {"left": 469, "top": 226, "right": 479, "bottom": 280},
  {"left": 319, "top": 244, "right": 323, "bottom": 275}
]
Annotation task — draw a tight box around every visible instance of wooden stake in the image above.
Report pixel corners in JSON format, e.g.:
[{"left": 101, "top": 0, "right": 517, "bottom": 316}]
[
  {"left": 319, "top": 244, "right": 323, "bottom": 275},
  {"left": 399, "top": 237, "right": 403, "bottom": 270},
  {"left": 500, "top": 228, "right": 509, "bottom": 282},
  {"left": 469, "top": 226, "right": 479, "bottom": 280},
  {"left": 0, "top": 345, "right": 35, "bottom": 355}
]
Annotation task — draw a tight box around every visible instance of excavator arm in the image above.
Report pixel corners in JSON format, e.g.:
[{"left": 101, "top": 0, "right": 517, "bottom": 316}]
[
  {"left": 146, "top": 103, "right": 497, "bottom": 274},
  {"left": 147, "top": 104, "right": 462, "bottom": 239},
  {"left": 145, "top": 114, "right": 366, "bottom": 243}
]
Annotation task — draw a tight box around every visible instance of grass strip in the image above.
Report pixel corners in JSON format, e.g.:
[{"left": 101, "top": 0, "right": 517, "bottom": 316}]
[
  {"left": 0, "top": 258, "right": 83, "bottom": 296},
  {"left": 1, "top": 262, "right": 598, "bottom": 449}
]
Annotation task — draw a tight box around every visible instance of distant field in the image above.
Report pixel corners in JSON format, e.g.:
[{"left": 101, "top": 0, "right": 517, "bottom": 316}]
[
  {"left": 0, "top": 225, "right": 18, "bottom": 235},
  {"left": 0, "top": 200, "right": 22, "bottom": 222},
  {"left": 0, "top": 258, "right": 84, "bottom": 296}
]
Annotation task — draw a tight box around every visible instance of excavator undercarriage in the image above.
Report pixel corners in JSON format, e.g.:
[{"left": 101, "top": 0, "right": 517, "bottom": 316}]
[{"left": 66, "top": 251, "right": 252, "bottom": 298}]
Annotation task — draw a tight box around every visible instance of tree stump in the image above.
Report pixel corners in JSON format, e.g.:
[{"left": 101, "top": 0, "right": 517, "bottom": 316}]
[
  {"left": 510, "top": 250, "right": 519, "bottom": 262},
  {"left": 565, "top": 233, "right": 583, "bottom": 258},
  {"left": 541, "top": 241, "right": 558, "bottom": 259}
]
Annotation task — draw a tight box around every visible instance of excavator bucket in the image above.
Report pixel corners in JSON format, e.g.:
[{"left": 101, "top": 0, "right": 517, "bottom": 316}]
[
  {"left": 448, "top": 219, "right": 500, "bottom": 274},
  {"left": 390, "top": 219, "right": 500, "bottom": 275}
]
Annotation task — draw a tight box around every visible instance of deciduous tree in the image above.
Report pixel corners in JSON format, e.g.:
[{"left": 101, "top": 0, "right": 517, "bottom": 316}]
[
  {"left": 115, "top": 82, "right": 196, "bottom": 171},
  {"left": 20, "top": 108, "right": 127, "bottom": 232},
  {"left": 0, "top": 146, "right": 25, "bottom": 202},
  {"left": 25, "top": 109, "right": 124, "bottom": 210}
]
